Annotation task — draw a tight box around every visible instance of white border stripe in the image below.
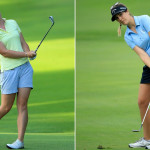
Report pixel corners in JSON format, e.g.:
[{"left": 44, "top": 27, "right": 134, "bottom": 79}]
[{"left": 74, "top": 0, "right": 76, "bottom": 149}]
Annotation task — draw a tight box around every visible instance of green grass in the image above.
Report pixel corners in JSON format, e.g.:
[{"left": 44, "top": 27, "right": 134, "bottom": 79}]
[
  {"left": 0, "top": 0, "right": 74, "bottom": 41},
  {"left": 29, "top": 38, "right": 74, "bottom": 72},
  {"left": 76, "top": 0, "right": 150, "bottom": 150},
  {"left": 0, "top": 133, "right": 74, "bottom": 150},
  {"left": 0, "top": 0, "right": 74, "bottom": 149}
]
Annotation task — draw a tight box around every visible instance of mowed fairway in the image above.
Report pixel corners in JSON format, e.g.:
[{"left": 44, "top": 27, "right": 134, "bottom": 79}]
[
  {"left": 0, "top": 0, "right": 74, "bottom": 150},
  {"left": 76, "top": 0, "right": 150, "bottom": 150}
]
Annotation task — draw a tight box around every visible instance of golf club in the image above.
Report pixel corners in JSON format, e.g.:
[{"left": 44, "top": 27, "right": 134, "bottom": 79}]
[
  {"left": 132, "top": 102, "right": 150, "bottom": 132},
  {"left": 30, "top": 16, "right": 55, "bottom": 60}
]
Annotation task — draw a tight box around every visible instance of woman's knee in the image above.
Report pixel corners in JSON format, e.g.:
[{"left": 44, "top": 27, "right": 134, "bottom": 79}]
[
  {"left": 0, "top": 105, "right": 12, "bottom": 114},
  {"left": 138, "top": 97, "right": 149, "bottom": 108},
  {"left": 17, "top": 102, "right": 27, "bottom": 111}
]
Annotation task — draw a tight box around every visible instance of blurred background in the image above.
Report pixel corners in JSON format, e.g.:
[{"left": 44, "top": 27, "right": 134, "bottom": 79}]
[
  {"left": 0, "top": 0, "right": 74, "bottom": 150},
  {"left": 76, "top": 0, "right": 150, "bottom": 150}
]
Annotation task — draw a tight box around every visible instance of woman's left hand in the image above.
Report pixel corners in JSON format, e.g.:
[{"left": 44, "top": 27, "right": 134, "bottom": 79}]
[{"left": 26, "top": 51, "right": 36, "bottom": 58}]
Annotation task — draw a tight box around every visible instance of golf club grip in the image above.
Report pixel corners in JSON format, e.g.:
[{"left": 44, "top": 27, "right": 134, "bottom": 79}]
[
  {"left": 29, "top": 47, "right": 38, "bottom": 60},
  {"left": 30, "top": 56, "right": 36, "bottom": 60}
]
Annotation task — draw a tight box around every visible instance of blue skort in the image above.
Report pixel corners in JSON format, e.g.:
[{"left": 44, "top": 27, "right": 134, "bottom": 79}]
[{"left": 1, "top": 62, "right": 33, "bottom": 94}]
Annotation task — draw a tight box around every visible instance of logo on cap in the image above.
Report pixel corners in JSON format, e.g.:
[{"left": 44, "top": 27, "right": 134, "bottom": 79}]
[
  {"left": 120, "top": 7, "right": 126, "bottom": 10},
  {"left": 112, "top": 9, "right": 117, "bottom": 14}
]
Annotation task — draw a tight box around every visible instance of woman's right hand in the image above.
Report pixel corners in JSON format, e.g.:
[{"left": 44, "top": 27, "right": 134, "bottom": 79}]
[{"left": 26, "top": 51, "right": 36, "bottom": 58}]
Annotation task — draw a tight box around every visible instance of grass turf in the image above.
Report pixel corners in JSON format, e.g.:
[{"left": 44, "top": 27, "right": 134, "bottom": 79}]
[
  {"left": 0, "top": 0, "right": 74, "bottom": 149},
  {"left": 76, "top": 0, "right": 150, "bottom": 150},
  {"left": 0, "top": 133, "right": 74, "bottom": 150}
]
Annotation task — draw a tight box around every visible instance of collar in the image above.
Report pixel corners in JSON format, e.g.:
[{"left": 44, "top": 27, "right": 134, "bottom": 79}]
[{"left": 126, "top": 16, "right": 140, "bottom": 34}]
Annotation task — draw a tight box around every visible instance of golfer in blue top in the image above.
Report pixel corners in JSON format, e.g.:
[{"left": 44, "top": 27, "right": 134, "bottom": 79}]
[{"left": 111, "top": 2, "right": 150, "bottom": 149}]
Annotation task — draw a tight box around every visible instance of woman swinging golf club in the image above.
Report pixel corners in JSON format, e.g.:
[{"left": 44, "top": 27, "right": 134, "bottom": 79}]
[
  {"left": 0, "top": 13, "right": 36, "bottom": 149},
  {"left": 111, "top": 2, "right": 150, "bottom": 149}
]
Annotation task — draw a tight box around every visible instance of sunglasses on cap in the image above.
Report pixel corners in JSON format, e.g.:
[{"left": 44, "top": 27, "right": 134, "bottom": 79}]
[{"left": 110, "top": 2, "right": 120, "bottom": 10}]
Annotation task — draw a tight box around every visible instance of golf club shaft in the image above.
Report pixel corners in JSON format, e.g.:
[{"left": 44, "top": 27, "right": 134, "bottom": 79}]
[
  {"left": 139, "top": 124, "right": 143, "bottom": 131},
  {"left": 35, "top": 23, "right": 54, "bottom": 53},
  {"left": 141, "top": 102, "right": 150, "bottom": 125},
  {"left": 133, "top": 102, "right": 150, "bottom": 132},
  {"left": 30, "top": 17, "right": 54, "bottom": 60}
]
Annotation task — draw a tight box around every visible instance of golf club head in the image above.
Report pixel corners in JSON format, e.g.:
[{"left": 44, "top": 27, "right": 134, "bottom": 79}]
[
  {"left": 132, "top": 130, "right": 140, "bottom": 132},
  {"left": 49, "top": 16, "right": 54, "bottom": 25}
]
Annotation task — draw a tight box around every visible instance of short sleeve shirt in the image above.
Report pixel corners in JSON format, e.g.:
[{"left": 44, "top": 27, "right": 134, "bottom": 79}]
[
  {"left": 0, "top": 19, "right": 28, "bottom": 72},
  {"left": 124, "top": 15, "right": 150, "bottom": 56}
]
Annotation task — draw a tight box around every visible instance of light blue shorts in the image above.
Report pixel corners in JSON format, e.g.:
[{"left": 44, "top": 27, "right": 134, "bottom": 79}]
[{"left": 1, "top": 62, "right": 33, "bottom": 94}]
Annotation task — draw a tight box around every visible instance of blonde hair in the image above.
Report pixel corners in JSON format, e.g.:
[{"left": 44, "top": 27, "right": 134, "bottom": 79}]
[
  {"left": 117, "top": 13, "right": 133, "bottom": 37},
  {"left": 118, "top": 24, "right": 122, "bottom": 37}
]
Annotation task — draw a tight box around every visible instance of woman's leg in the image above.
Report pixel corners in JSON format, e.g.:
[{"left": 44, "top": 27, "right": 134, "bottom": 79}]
[
  {"left": 0, "top": 94, "right": 16, "bottom": 119},
  {"left": 16, "top": 88, "right": 31, "bottom": 142},
  {"left": 138, "top": 84, "right": 150, "bottom": 140}
]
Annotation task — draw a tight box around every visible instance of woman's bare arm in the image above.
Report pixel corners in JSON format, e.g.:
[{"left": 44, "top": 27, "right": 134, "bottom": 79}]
[
  {"left": 20, "top": 33, "right": 30, "bottom": 52},
  {"left": 0, "top": 42, "right": 36, "bottom": 58},
  {"left": 133, "top": 46, "right": 150, "bottom": 67}
]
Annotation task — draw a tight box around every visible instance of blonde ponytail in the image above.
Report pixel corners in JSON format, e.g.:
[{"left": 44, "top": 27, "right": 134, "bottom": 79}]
[{"left": 117, "top": 24, "right": 122, "bottom": 37}]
